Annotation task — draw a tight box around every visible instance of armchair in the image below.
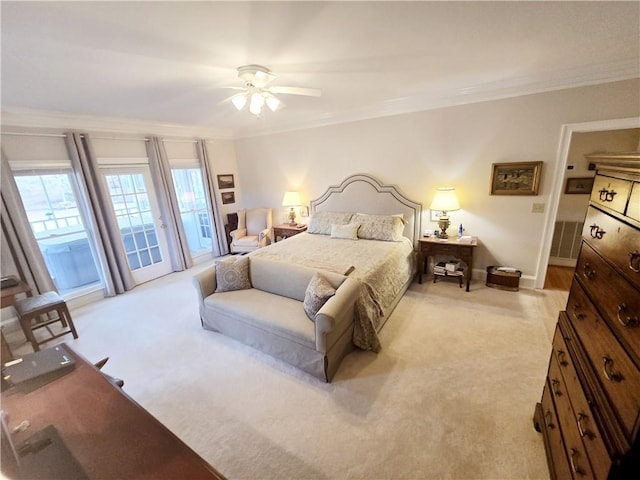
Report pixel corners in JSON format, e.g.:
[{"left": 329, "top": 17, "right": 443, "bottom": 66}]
[{"left": 230, "top": 208, "right": 273, "bottom": 253}]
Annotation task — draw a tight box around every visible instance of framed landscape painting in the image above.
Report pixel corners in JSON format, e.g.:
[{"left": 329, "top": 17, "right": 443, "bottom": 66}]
[
  {"left": 565, "top": 177, "right": 594, "bottom": 194},
  {"left": 217, "top": 174, "right": 235, "bottom": 190},
  {"left": 490, "top": 161, "right": 543, "bottom": 195},
  {"left": 221, "top": 192, "right": 235, "bottom": 204}
]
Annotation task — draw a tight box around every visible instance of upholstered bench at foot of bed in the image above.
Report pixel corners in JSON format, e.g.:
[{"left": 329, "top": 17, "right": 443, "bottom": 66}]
[{"left": 193, "top": 257, "right": 361, "bottom": 382}]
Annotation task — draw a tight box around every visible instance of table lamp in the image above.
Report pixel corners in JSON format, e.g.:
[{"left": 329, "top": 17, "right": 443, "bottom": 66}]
[
  {"left": 430, "top": 187, "right": 460, "bottom": 239},
  {"left": 282, "top": 191, "right": 301, "bottom": 225}
]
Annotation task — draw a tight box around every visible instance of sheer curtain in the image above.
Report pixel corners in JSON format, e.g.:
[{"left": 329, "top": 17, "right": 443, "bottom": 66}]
[
  {"left": 65, "top": 132, "right": 134, "bottom": 296},
  {"left": 197, "top": 140, "right": 227, "bottom": 256},
  {"left": 0, "top": 151, "right": 56, "bottom": 294},
  {"left": 146, "top": 137, "right": 191, "bottom": 271}
]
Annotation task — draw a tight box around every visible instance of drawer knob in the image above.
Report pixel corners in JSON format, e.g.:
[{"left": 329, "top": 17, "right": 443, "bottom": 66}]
[
  {"left": 572, "top": 304, "right": 586, "bottom": 321},
  {"left": 603, "top": 356, "right": 623, "bottom": 382},
  {"left": 617, "top": 304, "right": 639, "bottom": 328},
  {"left": 576, "top": 412, "right": 594, "bottom": 439},
  {"left": 556, "top": 349, "right": 568, "bottom": 366},
  {"left": 551, "top": 378, "right": 562, "bottom": 396},
  {"left": 545, "top": 410, "right": 554, "bottom": 429},
  {"left": 630, "top": 250, "right": 640, "bottom": 273},
  {"left": 582, "top": 263, "right": 596, "bottom": 280},
  {"left": 589, "top": 224, "right": 606, "bottom": 239},
  {"left": 570, "top": 448, "right": 586, "bottom": 476},
  {"left": 598, "top": 186, "right": 617, "bottom": 202}
]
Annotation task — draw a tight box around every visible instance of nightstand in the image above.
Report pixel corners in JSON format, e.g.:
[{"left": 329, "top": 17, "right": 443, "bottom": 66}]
[
  {"left": 273, "top": 224, "right": 307, "bottom": 242},
  {"left": 418, "top": 236, "right": 477, "bottom": 291}
]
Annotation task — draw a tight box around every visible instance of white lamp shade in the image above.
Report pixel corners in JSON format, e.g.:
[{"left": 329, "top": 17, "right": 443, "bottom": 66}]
[
  {"left": 282, "top": 191, "right": 301, "bottom": 207},
  {"left": 249, "top": 92, "right": 265, "bottom": 115},
  {"left": 231, "top": 94, "right": 247, "bottom": 111},
  {"left": 430, "top": 187, "right": 460, "bottom": 212},
  {"left": 265, "top": 94, "right": 280, "bottom": 112}
]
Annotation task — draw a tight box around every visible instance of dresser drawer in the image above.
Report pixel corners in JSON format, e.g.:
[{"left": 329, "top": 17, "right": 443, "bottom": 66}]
[
  {"left": 576, "top": 241, "right": 640, "bottom": 368},
  {"left": 548, "top": 354, "right": 596, "bottom": 479},
  {"left": 590, "top": 174, "right": 633, "bottom": 215},
  {"left": 583, "top": 207, "right": 640, "bottom": 290},
  {"left": 540, "top": 380, "right": 573, "bottom": 480},
  {"left": 567, "top": 281, "right": 640, "bottom": 441},
  {"left": 553, "top": 325, "right": 612, "bottom": 480}
]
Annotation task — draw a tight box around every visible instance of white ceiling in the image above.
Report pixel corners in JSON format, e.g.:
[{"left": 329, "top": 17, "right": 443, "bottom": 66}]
[{"left": 2, "top": 1, "right": 639, "bottom": 138}]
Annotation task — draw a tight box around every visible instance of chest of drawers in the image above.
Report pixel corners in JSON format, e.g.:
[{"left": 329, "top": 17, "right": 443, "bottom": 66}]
[{"left": 534, "top": 154, "right": 640, "bottom": 479}]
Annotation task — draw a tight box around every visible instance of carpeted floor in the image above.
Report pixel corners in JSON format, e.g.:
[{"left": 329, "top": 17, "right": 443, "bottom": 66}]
[{"left": 5, "top": 263, "right": 568, "bottom": 479}]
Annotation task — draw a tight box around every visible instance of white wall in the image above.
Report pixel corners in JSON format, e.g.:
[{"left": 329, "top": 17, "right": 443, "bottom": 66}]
[{"left": 233, "top": 79, "right": 640, "bottom": 285}]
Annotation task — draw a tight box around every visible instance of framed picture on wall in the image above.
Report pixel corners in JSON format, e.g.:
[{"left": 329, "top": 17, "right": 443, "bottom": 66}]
[
  {"left": 565, "top": 177, "right": 594, "bottom": 194},
  {"left": 490, "top": 161, "right": 543, "bottom": 195},
  {"left": 221, "top": 192, "right": 235, "bottom": 204},
  {"left": 217, "top": 174, "right": 235, "bottom": 189}
]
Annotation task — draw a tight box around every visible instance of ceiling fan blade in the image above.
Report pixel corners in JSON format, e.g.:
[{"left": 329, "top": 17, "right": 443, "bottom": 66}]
[{"left": 270, "top": 86, "right": 321, "bottom": 97}]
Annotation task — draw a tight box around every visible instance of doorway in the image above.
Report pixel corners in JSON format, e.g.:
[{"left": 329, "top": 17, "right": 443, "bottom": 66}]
[
  {"left": 537, "top": 117, "right": 640, "bottom": 289},
  {"left": 102, "top": 167, "right": 172, "bottom": 284}
]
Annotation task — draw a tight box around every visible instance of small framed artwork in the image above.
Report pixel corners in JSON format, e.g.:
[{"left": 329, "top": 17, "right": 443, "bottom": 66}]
[
  {"left": 217, "top": 174, "right": 235, "bottom": 190},
  {"left": 430, "top": 210, "right": 442, "bottom": 222},
  {"left": 221, "top": 192, "right": 235, "bottom": 204},
  {"left": 490, "top": 161, "right": 543, "bottom": 196},
  {"left": 300, "top": 206, "right": 310, "bottom": 217},
  {"left": 565, "top": 177, "right": 594, "bottom": 195}
]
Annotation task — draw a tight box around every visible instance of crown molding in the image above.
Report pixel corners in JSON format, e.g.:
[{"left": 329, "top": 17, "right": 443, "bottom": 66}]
[
  {"left": 0, "top": 108, "right": 235, "bottom": 140},
  {"left": 233, "top": 60, "right": 640, "bottom": 138}
]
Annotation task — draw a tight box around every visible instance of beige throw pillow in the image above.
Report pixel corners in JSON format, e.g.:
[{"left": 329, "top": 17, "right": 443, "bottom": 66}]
[
  {"left": 330, "top": 223, "right": 359, "bottom": 240},
  {"left": 215, "top": 256, "right": 251, "bottom": 292},
  {"left": 303, "top": 272, "right": 336, "bottom": 321}
]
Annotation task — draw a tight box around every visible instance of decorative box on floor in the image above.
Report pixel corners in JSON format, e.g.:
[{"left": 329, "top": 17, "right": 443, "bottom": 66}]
[{"left": 485, "top": 266, "right": 521, "bottom": 291}]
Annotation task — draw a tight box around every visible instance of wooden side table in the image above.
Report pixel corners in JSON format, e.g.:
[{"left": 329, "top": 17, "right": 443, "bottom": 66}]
[
  {"left": 273, "top": 224, "right": 307, "bottom": 242},
  {"left": 418, "top": 237, "right": 477, "bottom": 291}
]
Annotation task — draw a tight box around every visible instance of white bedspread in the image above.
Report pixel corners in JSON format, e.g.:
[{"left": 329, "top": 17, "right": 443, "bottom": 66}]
[{"left": 249, "top": 232, "right": 416, "bottom": 351}]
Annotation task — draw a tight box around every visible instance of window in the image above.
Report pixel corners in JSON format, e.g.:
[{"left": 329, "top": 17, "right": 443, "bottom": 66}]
[
  {"left": 171, "top": 168, "right": 212, "bottom": 256},
  {"left": 14, "top": 171, "right": 102, "bottom": 294}
]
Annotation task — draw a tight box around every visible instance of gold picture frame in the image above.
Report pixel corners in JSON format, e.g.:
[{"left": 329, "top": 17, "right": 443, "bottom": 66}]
[{"left": 490, "top": 161, "right": 543, "bottom": 195}]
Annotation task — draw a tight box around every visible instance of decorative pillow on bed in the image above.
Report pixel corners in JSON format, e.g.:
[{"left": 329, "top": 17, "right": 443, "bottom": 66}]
[
  {"left": 303, "top": 272, "right": 336, "bottom": 321},
  {"left": 330, "top": 223, "right": 359, "bottom": 240},
  {"left": 215, "top": 256, "right": 251, "bottom": 292},
  {"left": 352, "top": 213, "right": 405, "bottom": 241},
  {"left": 307, "top": 211, "right": 354, "bottom": 235}
]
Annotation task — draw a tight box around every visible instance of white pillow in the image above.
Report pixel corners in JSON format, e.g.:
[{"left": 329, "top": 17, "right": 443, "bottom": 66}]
[
  {"left": 351, "top": 213, "right": 405, "bottom": 241},
  {"left": 330, "top": 223, "right": 359, "bottom": 240},
  {"left": 307, "top": 211, "right": 354, "bottom": 235}
]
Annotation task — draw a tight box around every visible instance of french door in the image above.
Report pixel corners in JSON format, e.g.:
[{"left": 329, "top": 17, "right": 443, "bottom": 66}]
[{"left": 102, "top": 166, "right": 172, "bottom": 284}]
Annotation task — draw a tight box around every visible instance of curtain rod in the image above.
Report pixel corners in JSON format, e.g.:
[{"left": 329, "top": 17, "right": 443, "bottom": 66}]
[
  {"left": 1, "top": 132, "right": 67, "bottom": 138},
  {"left": 1, "top": 132, "right": 197, "bottom": 143}
]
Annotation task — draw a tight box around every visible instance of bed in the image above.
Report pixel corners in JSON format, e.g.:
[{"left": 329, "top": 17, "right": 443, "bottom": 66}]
[{"left": 250, "top": 173, "right": 422, "bottom": 351}]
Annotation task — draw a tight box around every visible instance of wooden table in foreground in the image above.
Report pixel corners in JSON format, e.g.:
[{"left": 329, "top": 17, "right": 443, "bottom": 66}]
[
  {"left": 418, "top": 236, "right": 478, "bottom": 291},
  {"left": 1, "top": 344, "right": 226, "bottom": 479}
]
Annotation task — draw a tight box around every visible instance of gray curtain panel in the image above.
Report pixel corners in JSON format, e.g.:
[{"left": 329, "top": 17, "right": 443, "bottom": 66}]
[
  {"left": 145, "top": 137, "right": 191, "bottom": 271},
  {"left": 0, "top": 150, "right": 57, "bottom": 294},
  {"left": 197, "top": 139, "right": 226, "bottom": 256},
  {"left": 65, "top": 132, "right": 135, "bottom": 295}
]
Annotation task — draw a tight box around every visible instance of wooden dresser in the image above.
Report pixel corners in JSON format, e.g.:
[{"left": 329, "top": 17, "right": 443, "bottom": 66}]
[{"left": 534, "top": 153, "right": 640, "bottom": 479}]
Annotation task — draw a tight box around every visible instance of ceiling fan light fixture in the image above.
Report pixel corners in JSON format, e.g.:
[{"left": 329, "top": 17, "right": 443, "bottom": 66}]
[
  {"left": 265, "top": 94, "right": 280, "bottom": 112},
  {"left": 249, "top": 92, "right": 265, "bottom": 115},
  {"left": 231, "top": 94, "right": 247, "bottom": 111}
]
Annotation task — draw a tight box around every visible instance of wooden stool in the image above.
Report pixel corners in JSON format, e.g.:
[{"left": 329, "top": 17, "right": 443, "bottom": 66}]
[{"left": 14, "top": 291, "right": 78, "bottom": 352}]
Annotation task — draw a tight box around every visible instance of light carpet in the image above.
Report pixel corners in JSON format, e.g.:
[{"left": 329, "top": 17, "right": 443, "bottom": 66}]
[{"left": 6, "top": 263, "right": 567, "bottom": 479}]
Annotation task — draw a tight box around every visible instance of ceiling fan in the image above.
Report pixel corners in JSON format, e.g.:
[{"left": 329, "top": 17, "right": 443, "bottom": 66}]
[{"left": 227, "top": 64, "right": 321, "bottom": 116}]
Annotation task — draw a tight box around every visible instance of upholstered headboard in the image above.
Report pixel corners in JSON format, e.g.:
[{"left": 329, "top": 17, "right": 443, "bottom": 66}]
[{"left": 309, "top": 174, "right": 422, "bottom": 247}]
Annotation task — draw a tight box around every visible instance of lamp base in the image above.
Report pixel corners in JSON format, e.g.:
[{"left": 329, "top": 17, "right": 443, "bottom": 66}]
[
  {"left": 438, "top": 213, "right": 451, "bottom": 239},
  {"left": 288, "top": 208, "right": 296, "bottom": 226}
]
